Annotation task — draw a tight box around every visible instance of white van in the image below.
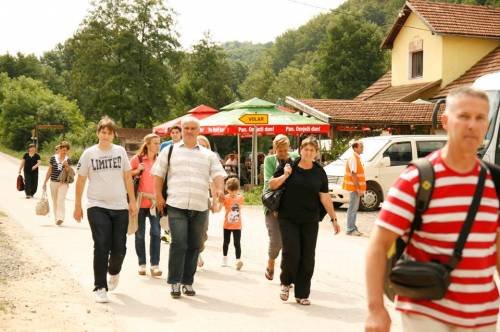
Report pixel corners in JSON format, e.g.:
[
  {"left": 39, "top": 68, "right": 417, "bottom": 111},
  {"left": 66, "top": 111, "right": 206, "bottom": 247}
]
[{"left": 324, "top": 135, "right": 447, "bottom": 211}]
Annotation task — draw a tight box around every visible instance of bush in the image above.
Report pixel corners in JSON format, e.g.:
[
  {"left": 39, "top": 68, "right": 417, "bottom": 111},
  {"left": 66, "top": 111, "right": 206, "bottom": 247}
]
[{"left": 243, "top": 185, "right": 263, "bottom": 205}]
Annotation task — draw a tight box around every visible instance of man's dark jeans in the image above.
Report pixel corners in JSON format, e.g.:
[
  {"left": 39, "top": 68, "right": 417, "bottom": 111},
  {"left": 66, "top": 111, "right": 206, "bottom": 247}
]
[
  {"left": 88, "top": 207, "right": 129, "bottom": 291},
  {"left": 135, "top": 208, "right": 161, "bottom": 266},
  {"left": 167, "top": 206, "right": 207, "bottom": 285}
]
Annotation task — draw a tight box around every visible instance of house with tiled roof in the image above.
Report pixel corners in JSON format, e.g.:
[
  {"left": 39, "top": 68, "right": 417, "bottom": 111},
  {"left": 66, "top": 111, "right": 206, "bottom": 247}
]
[
  {"left": 358, "top": 0, "right": 500, "bottom": 102},
  {"left": 286, "top": 0, "right": 499, "bottom": 134}
]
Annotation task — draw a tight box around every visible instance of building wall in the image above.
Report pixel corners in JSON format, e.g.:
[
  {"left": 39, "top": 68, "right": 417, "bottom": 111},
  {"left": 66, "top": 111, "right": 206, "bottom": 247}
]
[
  {"left": 391, "top": 12, "right": 443, "bottom": 86},
  {"left": 441, "top": 36, "right": 499, "bottom": 87}
]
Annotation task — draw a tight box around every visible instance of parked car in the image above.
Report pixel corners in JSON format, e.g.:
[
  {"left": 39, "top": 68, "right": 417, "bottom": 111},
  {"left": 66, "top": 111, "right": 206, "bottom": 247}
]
[{"left": 324, "top": 135, "right": 447, "bottom": 211}]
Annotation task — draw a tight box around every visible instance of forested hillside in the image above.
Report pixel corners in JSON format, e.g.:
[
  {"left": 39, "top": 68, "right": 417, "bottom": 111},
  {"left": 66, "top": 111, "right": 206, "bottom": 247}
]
[{"left": 0, "top": 0, "right": 497, "bottom": 153}]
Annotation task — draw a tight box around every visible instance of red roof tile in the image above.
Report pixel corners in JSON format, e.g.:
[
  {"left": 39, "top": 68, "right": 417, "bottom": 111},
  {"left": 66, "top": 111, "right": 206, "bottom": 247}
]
[
  {"left": 382, "top": 0, "right": 500, "bottom": 49},
  {"left": 436, "top": 46, "right": 500, "bottom": 98},
  {"left": 355, "top": 70, "right": 441, "bottom": 102},
  {"left": 297, "top": 99, "right": 442, "bottom": 125},
  {"left": 355, "top": 71, "right": 392, "bottom": 101}
]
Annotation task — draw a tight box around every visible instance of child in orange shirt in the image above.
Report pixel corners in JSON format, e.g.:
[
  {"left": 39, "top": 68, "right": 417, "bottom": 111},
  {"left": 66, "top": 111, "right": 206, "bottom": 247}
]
[{"left": 222, "top": 178, "right": 244, "bottom": 270}]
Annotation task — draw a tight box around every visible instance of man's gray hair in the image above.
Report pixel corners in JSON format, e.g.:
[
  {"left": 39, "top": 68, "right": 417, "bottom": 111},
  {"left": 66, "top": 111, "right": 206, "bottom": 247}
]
[
  {"left": 181, "top": 116, "right": 200, "bottom": 128},
  {"left": 445, "top": 86, "right": 489, "bottom": 114}
]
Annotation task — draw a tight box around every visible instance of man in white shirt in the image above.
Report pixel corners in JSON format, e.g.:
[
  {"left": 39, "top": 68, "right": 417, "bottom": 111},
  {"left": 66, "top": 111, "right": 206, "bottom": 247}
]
[{"left": 153, "top": 116, "right": 226, "bottom": 298}]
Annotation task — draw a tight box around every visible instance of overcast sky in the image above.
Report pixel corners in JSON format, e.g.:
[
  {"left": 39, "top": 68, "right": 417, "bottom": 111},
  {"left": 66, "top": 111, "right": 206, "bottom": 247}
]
[{"left": 0, "top": 0, "right": 344, "bottom": 56}]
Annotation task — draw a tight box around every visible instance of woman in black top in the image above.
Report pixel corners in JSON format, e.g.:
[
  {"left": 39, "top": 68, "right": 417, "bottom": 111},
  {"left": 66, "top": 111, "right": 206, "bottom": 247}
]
[
  {"left": 43, "top": 141, "right": 71, "bottom": 225},
  {"left": 18, "top": 143, "right": 41, "bottom": 198},
  {"left": 269, "top": 136, "right": 340, "bottom": 305}
]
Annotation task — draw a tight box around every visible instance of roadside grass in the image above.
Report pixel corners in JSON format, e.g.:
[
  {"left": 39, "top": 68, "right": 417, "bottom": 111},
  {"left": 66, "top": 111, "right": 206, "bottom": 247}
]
[
  {"left": 0, "top": 144, "right": 50, "bottom": 165},
  {"left": 243, "top": 185, "right": 263, "bottom": 205}
]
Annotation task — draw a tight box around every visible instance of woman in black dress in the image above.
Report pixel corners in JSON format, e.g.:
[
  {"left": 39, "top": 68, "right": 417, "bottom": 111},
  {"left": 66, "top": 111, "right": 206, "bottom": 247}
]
[
  {"left": 269, "top": 136, "right": 340, "bottom": 305},
  {"left": 18, "top": 143, "right": 41, "bottom": 198}
]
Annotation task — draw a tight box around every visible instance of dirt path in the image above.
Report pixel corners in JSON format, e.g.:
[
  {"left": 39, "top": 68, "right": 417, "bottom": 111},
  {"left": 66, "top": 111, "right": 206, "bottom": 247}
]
[{"left": 0, "top": 211, "right": 118, "bottom": 332}]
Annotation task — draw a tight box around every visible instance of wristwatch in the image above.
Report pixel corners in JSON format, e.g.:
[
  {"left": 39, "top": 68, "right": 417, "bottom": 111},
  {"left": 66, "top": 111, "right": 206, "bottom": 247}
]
[{"left": 330, "top": 217, "right": 337, "bottom": 223}]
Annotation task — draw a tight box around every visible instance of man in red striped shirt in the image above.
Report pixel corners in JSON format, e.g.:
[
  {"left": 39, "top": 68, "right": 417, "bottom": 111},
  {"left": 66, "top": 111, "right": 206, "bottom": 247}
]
[{"left": 365, "top": 87, "right": 500, "bottom": 332}]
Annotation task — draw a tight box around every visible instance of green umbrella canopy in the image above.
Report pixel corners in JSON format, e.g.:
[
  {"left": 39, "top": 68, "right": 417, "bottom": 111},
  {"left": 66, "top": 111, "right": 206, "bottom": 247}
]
[
  {"left": 199, "top": 105, "right": 330, "bottom": 136},
  {"left": 220, "top": 100, "right": 242, "bottom": 110},
  {"left": 232, "top": 97, "right": 275, "bottom": 109}
]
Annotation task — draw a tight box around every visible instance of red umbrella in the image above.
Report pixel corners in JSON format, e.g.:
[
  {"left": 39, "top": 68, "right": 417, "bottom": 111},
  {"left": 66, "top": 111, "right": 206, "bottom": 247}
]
[{"left": 153, "top": 104, "right": 218, "bottom": 137}]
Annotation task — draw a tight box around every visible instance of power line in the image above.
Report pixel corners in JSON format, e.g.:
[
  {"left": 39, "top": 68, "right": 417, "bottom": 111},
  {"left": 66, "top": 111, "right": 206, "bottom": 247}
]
[
  {"left": 283, "top": 0, "right": 433, "bottom": 33},
  {"left": 284, "top": 0, "right": 331, "bottom": 11}
]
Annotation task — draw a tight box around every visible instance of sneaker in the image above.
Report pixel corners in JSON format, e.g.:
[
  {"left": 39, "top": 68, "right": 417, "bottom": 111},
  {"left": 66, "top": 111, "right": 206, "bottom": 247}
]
[
  {"left": 221, "top": 256, "right": 228, "bottom": 267},
  {"left": 108, "top": 273, "right": 119, "bottom": 291},
  {"left": 94, "top": 288, "right": 108, "bottom": 303},
  {"left": 347, "top": 230, "right": 363, "bottom": 236},
  {"left": 150, "top": 266, "right": 162, "bottom": 277},
  {"left": 170, "top": 283, "right": 181, "bottom": 298},
  {"left": 182, "top": 284, "right": 196, "bottom": 296},
  {"left": 197, "top": 255, "right": 204, "bottom": 268},
  {"left": 56, "top": 220, "right": 64, "bottom": 226},
  {"left": 236, "top": 259, "right": 243, "bottom": 271},
  {"left": 138, "top": 265, "right": 146, "bottom": 276}
]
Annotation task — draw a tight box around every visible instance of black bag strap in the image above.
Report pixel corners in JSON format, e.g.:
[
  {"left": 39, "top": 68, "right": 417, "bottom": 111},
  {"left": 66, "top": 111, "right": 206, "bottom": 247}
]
[
  {"left": 161, "top": 144, "right": 174, "bottom": 199},
  {"left": 395, "top": 158, "right": 435, "bottom": 260},
  {"left": 136, "top": 154, "right": 144, "bottom": 177},
  {"left": 447, "top": 162, "right": 487, "bottom": 269}
]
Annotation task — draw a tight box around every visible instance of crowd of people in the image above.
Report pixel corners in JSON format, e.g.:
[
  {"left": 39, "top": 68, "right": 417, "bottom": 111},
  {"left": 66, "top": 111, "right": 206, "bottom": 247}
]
[{"left": 16, "top": 86, "right": 500, "bottom": 331}]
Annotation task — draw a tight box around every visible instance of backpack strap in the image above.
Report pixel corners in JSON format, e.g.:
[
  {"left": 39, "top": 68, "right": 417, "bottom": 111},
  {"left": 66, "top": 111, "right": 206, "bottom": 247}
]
[
  {"left": 395, "top": 158, "right": 435, "bottom": 260},
  {"left": 161, "top": 144, "right": 174, "bottom": 199},
  {"left": 447, "top": 161, "right": 487, "bottom": 269}
]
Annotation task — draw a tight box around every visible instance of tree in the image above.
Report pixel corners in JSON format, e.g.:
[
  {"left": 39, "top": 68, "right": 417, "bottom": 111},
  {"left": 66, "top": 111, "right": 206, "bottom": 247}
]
[
  {"left": 238, "top": 54, "right": 276, "bottom": 99},
  {"left": 0, "top": 53, "right": 68, "bottom": 95},
  {"left": 315, "top": 13, "right": 387, "bottom": 99},
  {"left": 266, "top": 64, "right": 319, "bottom": 102},
  {"left": 68, "top": 0, "right": 179, "bottom": 127},
  {"left": 0, "top": 76, "right": 84, "bottom": 150},
  {"left": 174, "top": 35, "right": 236, "bottom": 115}
]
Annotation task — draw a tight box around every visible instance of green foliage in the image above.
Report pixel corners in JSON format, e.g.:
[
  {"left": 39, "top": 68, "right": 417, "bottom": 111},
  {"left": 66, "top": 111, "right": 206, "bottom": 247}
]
[
  {"left": 243, "top": 185, "right": 263, "bottom": 205},
  {"left": 174, "top": 35, "right": 236, "bottom": 115},
  {"left": 0, "top": 76, "right": 84, "bottom": 150},
  {"left": 67, "top": 0, "right": 179, "bottom": 127},
  {"left": 321, "top": 137, "right": 350, "bottom": 162},
  {"left": 266, "top": 64, "right": 319, "bottom": 102},
  {"left": 222, "top": 41, "right": 272, "bottom": 66},
  {"left": 0, "top": 53, "right": 68, "bottom": 95},
  {"left": 238, "top": 54, "right": 276, "bottom": 99},
  {"left": 315, "top": 13, "right": 387, "bottom": 99}
]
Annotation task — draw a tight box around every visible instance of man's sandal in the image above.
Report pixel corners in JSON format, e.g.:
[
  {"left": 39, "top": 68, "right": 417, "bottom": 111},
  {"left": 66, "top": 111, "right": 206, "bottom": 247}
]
[
  {"left": 265, "top": 268, "right": 274, "bottom": 280},
  {"left": 280, "top": 285, "right": 290, "bottom": 301},
  {"left": 295, "top": 298, "right": 311, "bottom": 305}
]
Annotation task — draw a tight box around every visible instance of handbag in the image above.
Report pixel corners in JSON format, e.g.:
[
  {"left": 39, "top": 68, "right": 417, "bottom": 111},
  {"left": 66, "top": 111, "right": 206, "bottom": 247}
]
[
  {"left": 387, "top": 162, "right": 487, "bottom": 301},
  {"left": 261, "top": 187, "right": 285, "bottom": 212},
  {"left": 17, "top": 174, "right": 24, "bottom": 191},
  {"left": 35, "top": 190, "right": 50, "bottom": 216},
  {"left": 261, "top": 157, "right": 292, "bottom": 212},
  {"left": 58, "top": 166, "right": 75, "bottom": 184}
]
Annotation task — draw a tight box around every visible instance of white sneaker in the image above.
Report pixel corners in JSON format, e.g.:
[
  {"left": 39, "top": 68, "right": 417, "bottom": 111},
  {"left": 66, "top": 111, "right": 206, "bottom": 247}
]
[
  {"left": 221, "top": 256, "right": 228, "bottom": 267},
  {"left": 236, "top": 259, "right": 243, "bottom": 271},
  {"left": 108, "top": 273, "right": 120, "bottom": 291},
  {"left": 94, "top": 288, "right": 108, "bottom": 303},
  {"left": 138, "top": 265, "right": 146, "bottom": 276}
]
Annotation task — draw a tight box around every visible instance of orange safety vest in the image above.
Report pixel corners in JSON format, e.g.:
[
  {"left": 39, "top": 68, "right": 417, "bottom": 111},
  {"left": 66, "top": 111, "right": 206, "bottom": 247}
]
[{"left": 342, "top": 153, "right": 366, "bottom": 192}]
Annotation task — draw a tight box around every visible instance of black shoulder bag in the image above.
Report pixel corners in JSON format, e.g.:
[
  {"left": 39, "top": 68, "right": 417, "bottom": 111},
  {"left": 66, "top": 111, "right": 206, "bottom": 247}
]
[
  {"left": 386, "top": 160, "right": 487, "bottom": 301},
  {"left": 261, "top": 157, "right": 293, "bottom": 212}
]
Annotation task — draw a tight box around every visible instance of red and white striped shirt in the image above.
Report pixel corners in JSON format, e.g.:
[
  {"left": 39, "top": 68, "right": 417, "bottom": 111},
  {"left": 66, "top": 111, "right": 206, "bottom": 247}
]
[{"left": 376, "top": 150, "right": 499, "bottom": 328}]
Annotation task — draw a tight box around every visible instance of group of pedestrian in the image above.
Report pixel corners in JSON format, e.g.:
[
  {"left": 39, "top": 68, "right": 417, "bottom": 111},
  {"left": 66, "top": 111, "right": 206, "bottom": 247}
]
[{"left": 17, "top": 86, "right": 499, "bottom": 330}]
